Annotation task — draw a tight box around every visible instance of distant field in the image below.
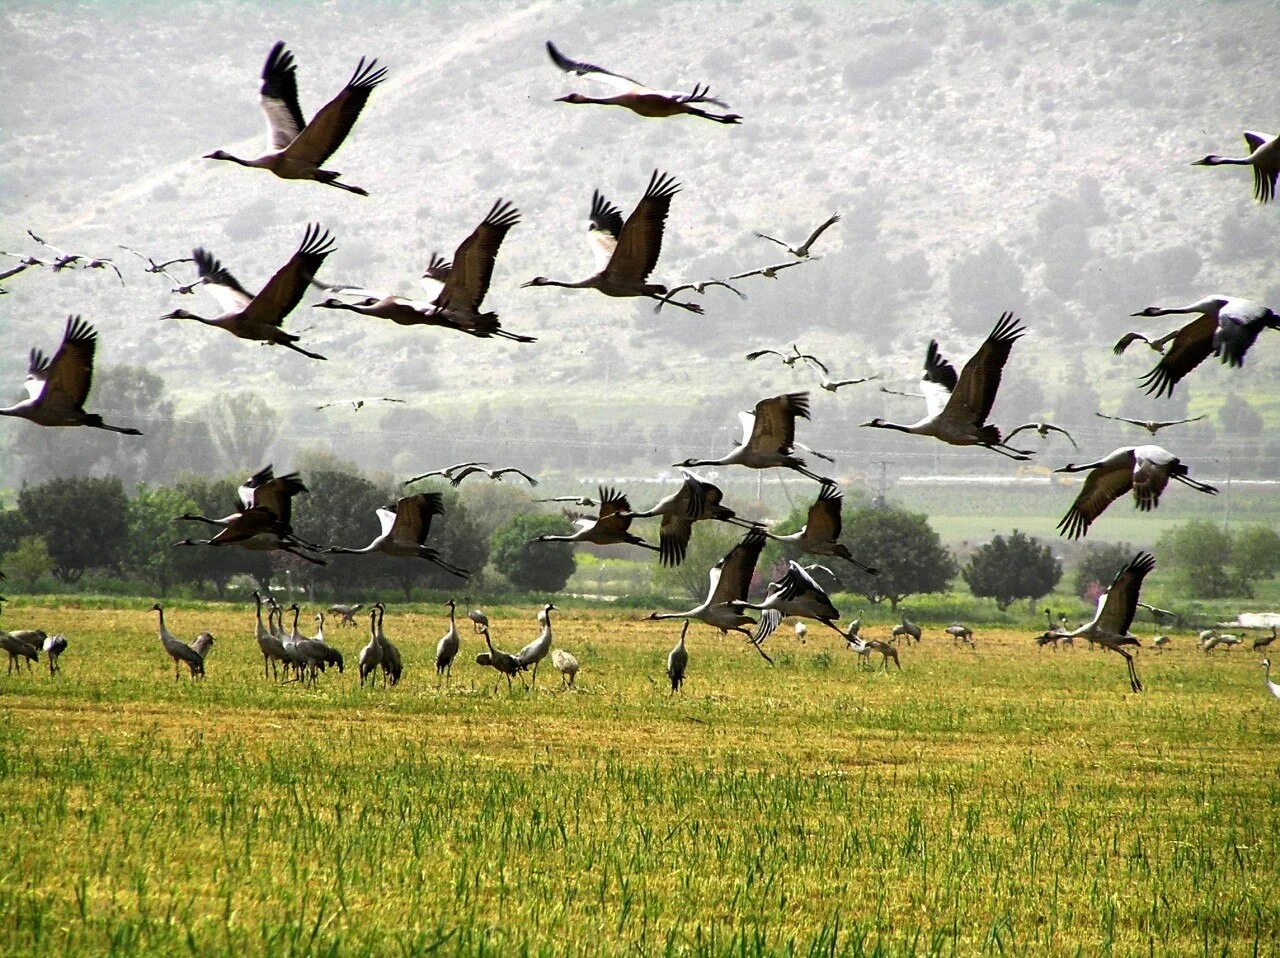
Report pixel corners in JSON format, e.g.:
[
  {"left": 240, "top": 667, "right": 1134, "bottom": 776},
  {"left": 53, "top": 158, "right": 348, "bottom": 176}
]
[{"left": 1, "top": 603, "right": 1277, "bottom": 956}]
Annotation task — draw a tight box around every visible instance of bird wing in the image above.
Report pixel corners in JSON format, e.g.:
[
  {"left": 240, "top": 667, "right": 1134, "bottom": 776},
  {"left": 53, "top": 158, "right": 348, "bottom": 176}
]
[
  {"left": 192, "top": 248, "right": 255, "bottom": 313},
  {"left": 658, "top": 514, "right": 694, "bottom": 567},
  {"left": 806, "top": 484, "right": 843, "bottom": 541},
  {"left": 593, "top": 486, "right": 634, "bottom": 534},
  {"left": 283, "top": 56, "right": 386, "bottom": 166},
  {"left": 493, "top": 468, "right": 538, "bottom": 486},
  {"left": 259, "top": 42, "right": 308, "bottom": 150},
  {"left": 241, "top": 225, "right": 336, "bottom": 328},
  {"left": 798, "top": 353, "right": 830, "bottom": 375},
  {"left": 433, "top": 199, "right": 519, "bottom": 314},
  {"left": 1112, "top": 332, "right": 1150, "bottom": 355},
  {"left": 448, "top": 465, "right": 486, "bottom": 486},
  {"left": 1056, "top": 454, "right": 1134, "bottom": 540},
  {"left": 801, "top": 213, "right": 841, "bottom": 252},
  {"left": 1244, "top": 131, "right": 1271, "bottom": 153},
  {"left": 940, "top": 312, "right": 1024, "bottom": 425},
  {"left": 1096, "top": 552, "right": 1156, "bottom": 635},
  {"left": 748, "top": 392, "right": 809, "bottom": 454},
  {"left": 919, "top": 340, "right": 958, "bottom": 418},
  {"left": 26, "top": 230, "right": 68, "bottom": 259},
  {"left": 1213, "top": 312, "right": 1268, "bottom": 369},
  {"left": 604, "top": 169, "right": 679, "bottom": 284},
  {"left": 745, "top": 349, "right": 784, "bottom": 362},
  {"left": 587, "top": 190, "right": 624, "bottom": 273},
  {"left": 393, "top": 493, "right": 444, "bottom": 545},
  {"left": 421, "top": 251, "right": 453, "bottom": 283},
  {"left": 1131, "top": 449, "right": 1173, "bottom": 512},
  {"left": 237, "top": 464, "right": 274, "bottom": 511},
  {"left": 40, "top": 316, "right": 97, "bottom": 410},
  {"left": 1045, "top": 424, "right": 1078, "bottom": 450},
  {"left": 249, "top": 472, "right": 307, "bottom": 525},
  {"left": 709, "top": 529, "right": 766, "bottom": 606},
  {"left": 545, "top": 41, "right": 645, "bottom": 90},
  {"left": 1138, "top": 314, "right": 1217, "bottom": 398},
  {"left": 752, "top": 232, "right": 792, "bottom": 252},
  {"left": 1095, "top": 413, "right": 1142, "bottom": 428}
]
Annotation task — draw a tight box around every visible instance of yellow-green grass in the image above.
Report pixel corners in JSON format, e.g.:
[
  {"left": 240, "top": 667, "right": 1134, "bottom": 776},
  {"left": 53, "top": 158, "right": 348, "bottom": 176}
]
[{"left": 1, "top": 605, "right": 1277, "bottom": 956}]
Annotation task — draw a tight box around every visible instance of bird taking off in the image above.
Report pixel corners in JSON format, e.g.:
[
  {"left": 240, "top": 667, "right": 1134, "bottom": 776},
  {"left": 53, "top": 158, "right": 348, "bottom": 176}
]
[
  {"left": 546, "top": 41, "right": 741, "bottom": 124},
  {"left": 676, "top": 392, "right": 833, "bottom": 485},
  {"left": 752, "top": 213, "right": 840, "bottom": 258}
]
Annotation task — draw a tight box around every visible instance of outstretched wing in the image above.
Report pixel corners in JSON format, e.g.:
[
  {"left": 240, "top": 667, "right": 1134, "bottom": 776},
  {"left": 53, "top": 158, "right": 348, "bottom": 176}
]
[
  {"left": 259, "top": 42, "right": 308, "bottom": 150},
  {"left": 941, "top": 312, "right": 1024, "bottom": 425},
  {"left": 545, "top": 40, "right": 644, "bottom": 89},
  {"left": 587, "top": 190, "right": 625, "bottom": 273},
  {"left": 434, "top": 199, "right": 519, "bottom": 314},
  {"left": 1138, "top": 314, "right": 1217, "bottom": 398},
  {"left": 284, "top": 55, "right": 387, "bottom": 167},
  {"left": 193, "top": 248, "right": 255, "bottom": 314},
  {"left": 1056, "top": 457, "right": 1134, "bottom": 540},
  {"left": 709, "top": 529, "right": 766, "bottom": 606},
  {"left": 748, "top": 392, "right": 808, "bottom": 454},
  {"left": 801, "top": 213, "right": 841, "bottom": 252},
  {"left": 41, "top": 316, "right": 98, "bottom": 410},
  {"left": 919, "top": 340, "right": 958, "bottom": 418},
  {"left": 604, "top": 169, "right": 680, "bottom": 285},
  {"left": 806, "top": 484, "right": 843, "bottom": 542},
  {"left": 392, "top": 493, "right": 444, "bottom": 546},
  {"left": 242, "top": 225, "right": 336, "bottom": 328},
  {"left": 1097, "top": 552, "right": 1156, "bottom": 635}
]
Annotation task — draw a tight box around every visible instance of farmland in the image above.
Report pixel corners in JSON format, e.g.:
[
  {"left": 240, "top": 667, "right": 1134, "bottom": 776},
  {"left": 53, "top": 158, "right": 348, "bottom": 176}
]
[{"left": 1, "top": 603, "right": 1276, "bottom": 956}]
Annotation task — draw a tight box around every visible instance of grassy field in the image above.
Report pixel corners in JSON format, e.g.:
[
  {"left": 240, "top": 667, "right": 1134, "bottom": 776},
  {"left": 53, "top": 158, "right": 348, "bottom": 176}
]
[{"left": 1, "top": 603, "right": 1278, "bottom": 956}]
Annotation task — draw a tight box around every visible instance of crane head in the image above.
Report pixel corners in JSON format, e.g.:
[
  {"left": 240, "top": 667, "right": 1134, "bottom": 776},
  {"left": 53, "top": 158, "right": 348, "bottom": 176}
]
[
  {"left": 1130, "top": 306, "right": 1162, "bottom": 317},
  {"left": 555, "top": 94, "right": 590, "bottom": 104},
  {"left": 521, "top": 277, "right": 552, "bottom": 288}
]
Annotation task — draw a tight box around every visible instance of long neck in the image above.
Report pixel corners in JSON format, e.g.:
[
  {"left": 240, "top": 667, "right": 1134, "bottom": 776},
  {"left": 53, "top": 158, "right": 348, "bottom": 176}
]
[
  {"left": 483, "top": 628, "right": 496, "bottom": 654},
  {"left": 541, "top": 277, "right": 593, "bottom": 289},
  {"left": 868, "top": 421, "right": 915, "bottom": 434},
  {"left": 254, "top": 595, "right": 264, "bottom": 628},
  {"left": 155, "top": 609, "right": 166, "bottom": 638},
  {"left": 331, "top": 544, "right": 377, "bottom": 555},
  {"left": 291, "top": 609, "right": 300, "bottom": 636},
  {"left": 1151, "top": 298, "right": 1223, "bottom": 317}
]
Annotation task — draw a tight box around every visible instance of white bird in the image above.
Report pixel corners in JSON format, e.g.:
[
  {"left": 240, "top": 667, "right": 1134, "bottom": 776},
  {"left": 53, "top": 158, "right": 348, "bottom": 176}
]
[
  {"left": 0, "top": 317, "right": 142, "bottom": 435},
  {"left": 761, "top": 483, "right": 878, "bottom": 574},
  {"left": 861, "top": 313, "right": 1031, "bottom": 460},
  {"left": 742, "top": 561, "right": 844, "bottom": 646},
  {"left": 1262, "top": 658, "right": 1280, "bottom": 700},
  {"left": 315, "top": 397, "right": 406, "bottom": 411},
  {"left": 515, "top": 604, "right": 557, "bottom": 685},
  {"left": 551, "top": 648, "right": 580, "bottom": 689},
  {"left": 546, "top": 41, "right": 740, "bottom": 124},
  {"left": 753, "top": 214, "right": 841, "bottom": 258},
  {"left": 403, "top": 462, "right": 490, "bottom": 486},
  {"left": 1095, "top": 413, "right": 1206, "bottom": 436},
  {"left": 728, "top": 261, "right": 810, "bottom": 281},
  {"left": 326, "top": 493, "right": 469, "bottom": 577},
  {"left": 1048, "top": 552, "right": 1156, "bottom": 693},
  {"left": 1128, "top": 296, "right": 1279, "bottom": 397},
  {"left": 435, "top": 599, "right": 461, "bottom": 684},
  {"left": 667, "top": 621, "right": 689, "bottom": 693},
  {"left": 646, "top": 530, "right": 770, "bottom": 654},
  {"left": 676, "top": 393, "right": 832, "bottom": 484},
  {"left": 204, "top": 41, "right": 386, "bottom": 194},
  {"left": 1055, "top": 445, "right": 1217, "bottom": 539},
  {"left": 652, "top": 279, "right": 744, "bottom": 313},
  {"left": 531, "top": 487, "right": 658, "bottom": 552},
  {"left": 522, "top": 170, "right": 704, "bottom": 313},
  {"left": 793, "top": 621, "right": 808, "bottom": 643},
  {"left": 1192, "top": 130, "right": 1280, "bottom": 203}
]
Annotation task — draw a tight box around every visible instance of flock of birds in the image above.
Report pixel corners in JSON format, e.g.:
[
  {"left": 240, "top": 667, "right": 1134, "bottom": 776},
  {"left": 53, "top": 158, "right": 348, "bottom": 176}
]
[{"left": 2, "top": 37, "right": 1279, "bottom": 698}]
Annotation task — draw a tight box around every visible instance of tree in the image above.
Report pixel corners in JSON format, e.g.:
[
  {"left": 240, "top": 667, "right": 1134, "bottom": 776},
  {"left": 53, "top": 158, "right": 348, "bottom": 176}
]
[
  {"left": 838, "top": 505, "right": 956, "bottom": 610},
  {"left": 1072, "top": 542, "right": 1135, "bottom": 600},
  {"left": 1158, "top": 520, "right": 1234, "bottom": 599},
  {"left": 127, "top": 485, "right": 198, "bottom": 593},
  {"left": 2, "top": 536, "right": 53, "bottom": 588},
  {"left": 203, "top": 392, "right": 282, "bottom": 470},
  {"left": 1230, "top": 525, "right": 1280, "bottom": 598},
  {"left": 489, "top": 514, "right": 575, "bottom": 593},
  {"left": 962, "top": 530, "right": 1062, "bottom": 610},
  {"left": 16, "top": 476, "right": 129, "bottom": 582}
]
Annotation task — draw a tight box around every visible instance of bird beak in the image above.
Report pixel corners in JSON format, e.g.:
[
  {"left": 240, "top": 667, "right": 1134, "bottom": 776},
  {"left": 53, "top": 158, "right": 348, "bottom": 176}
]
[
  {"left": 1053, "top": 465, "right": 1072, "bottom": 473},
  {"left": 858, "top": 420, "right": 876, "bottom": 428},
  {"left": 520, "top": 280, "right": 536, "bottom": 288},
  {"left": 1128, "top": 311, "right": 1145, "bottom": 317}
]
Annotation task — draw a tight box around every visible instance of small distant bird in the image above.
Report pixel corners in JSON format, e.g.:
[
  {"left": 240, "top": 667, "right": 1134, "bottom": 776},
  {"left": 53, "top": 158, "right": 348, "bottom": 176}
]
[
  {"left": 116, "top": 245, "right": 194, "bottom": 275},
  {"left": 667, "top": 621, "right": 689, "bottom": 693},
  {"left": 861, "top": 314, "right": 1032, "bottom": 460},
  {"left": 447, "top": 465, "right": 538, "bottom": 488},
  {"left": 546, "top": 41, "right": 740, "bottom": 124},
  {"left": 893, "top": 615, "right": 922, "bottom": 644},
  {"left": 1112, "top": 331, "right": 1174, "bottom": 356},
  {"left": 1192, "top": 131, "right": 1280, "bottom": 203},
  {"left": 794, "top": 622, "right": 808, "bottom": 643},
  {"left": 161, "top": 226, "right": 334, "bottom": 360},
  {"left": 676, "top": 392, "right": 833, "bottom": 484},
  {"left": 328, "top": 603, "right": 363, "bottom": 627},
  {"left": 1055, "top": 445, "right": 1217, "bottom": 539},
  {"left": 820, "top": 376, "right": 878, "bottom": 393},
  {"left": 403, "top": 462, "right": 490, "bottom": 485},
  {"left": 535, "top": 495, "right": 598, "bottom": 508},
  {"left": 551, "top": 648, "right": 580, "bottom": 689},
  {"left": 26, "top": 231, "right": 123, "bottom": 282},
  {"left": 1004, "top": 421, "right": 1078, "bottom": 450},
  {"left": 436, "top": 599, "right": 460, "bottom": 684},
  {"left": 204, "top": 41, "right": 386, "bottom": 195},
  {"left": 1128, "top": 296, "right": 1279, "bottom": 397},
  {"left": 652, "top": 279, "right": 744, "bottom": 313},
  {"left": 1252, "top": 626, "right": 1277, "bottom": 651},
  {"left": 728, "top": 261, "right": 809, "bottom": 282},
  {"left": 315, "top": 397, "right": 405, "bottom": 411},
  {"left": 0, "top": 316, "right": 142, "bottom": 434},
  {"left": 753, "top": 213, "right": 840, "bottom": 258},
  {"left": 1153, "top": 635, "right": 1170, "bottom": 651},
  {"left": 745, "top": 344, "right": 829, "bottom": 375},
  {"left": 879, "top": 385, "right": 924, "bottom": 399},
  {"left": 1095, "top": 413, "right": 1206, "bottom": 435},
  {"left": 1262, "top": 658, "right": 1280, "bottom": 700}
]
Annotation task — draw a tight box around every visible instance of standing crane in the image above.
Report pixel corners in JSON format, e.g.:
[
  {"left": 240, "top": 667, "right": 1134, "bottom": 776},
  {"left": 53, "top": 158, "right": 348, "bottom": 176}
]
[
  {"left": 2, "top": 631, "right": 42, "bottom": 673},
  {"left": 676, "top": 393, "right": 833, "bottom": 484},
  {"left": 523, "top": 170, "right": 704, "bottom": 313},
  {"left": 515, "top": 603, "right": 557, "bottom": 686},
  {"left": 252, "top": 590, "right": 288, "bottom": 680},
  {"left": 946, "top": 623, "right": 976, "bottom": 648},
  {"left": 42, "top": 634, "right": 68, "bottom": 676},
  {"left": 475, "top": 624, "right": 527, "bottom": 690},
  {"left": 149, "top": 604, "right": 205, "bottom": 680},
  {"left": 358, "top": 608, "right": 383, "bottom": 687},
  {"left": 551, "top": 649, "right": 580, "bottom": 689},
  {"left": 892, "top": 614, "right": 922, "bottom": 645},
  {"left": 667, "top": 621, "right": 689, "bottom": 693},
  {"left": 1262, "top": 659, "right": 1280, "bottom": 700},
  {"left": 373, "top": 603, "right": 403, "bottom": 686},
  {"left": 436, "top": 599, "right": 461, "bottom": 685},
  {"left": 204, "top": 41, "right": 386, "bottom": 194}
]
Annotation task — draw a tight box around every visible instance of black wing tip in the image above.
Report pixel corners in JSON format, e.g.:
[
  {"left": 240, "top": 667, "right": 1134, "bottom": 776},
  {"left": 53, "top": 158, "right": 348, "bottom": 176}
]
[
  {"left": 645, "top": 169, "right": 682, "bottom": 199},
  {"left": 64, "top": 314, "right": 96, "bottom": 343},
  {"left": 349, "top": 56, "right": 388, "bottom": 90},
  {"left": 990, "top": 311, "right": 1027, "bottom": 342},
  {"left": 263, "top": 41, "right": 296, "bottom": 78},
  {"left": 299, "top": 224, "right": 337, "bottom": 258},
  {"left": 484, "top": 198, "right": 521, "bottom": 229}
]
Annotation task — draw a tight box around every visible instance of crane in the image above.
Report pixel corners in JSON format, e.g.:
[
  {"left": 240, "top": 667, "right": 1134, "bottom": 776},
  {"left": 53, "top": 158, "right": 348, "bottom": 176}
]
[
  {"left": 551, "top": 649, "right": 580, "bottom": 689},
  {"left": 42, "top": 634, "right": 68, "bottom": 676},
  {"left": 531, "top": 487, "right": 658, "bottom": 552},
  {"left": 676, "top": 392, "right": 833, "bottom": 484},
  {"left": 667, "top": 621, "right": 689, "bottom": 693},
  {"left": 149, "top": 604, "right": 205, "bottom": 680},
  {"left": 625, "top": 469, "right": 761, "bottom": 567},
  {"left": 761, "top": 483, "right": 878, "bottom": 574},
  {"left": 753, "top": 213, "right": 841, "bottom": 258},
  {"left": 326, "top": 493, "right": 470, "bottom": 578},
  {"left": 1095, "top": 413, "right": 1206, "bottom": 436},
  {"left": 515, "top": 603, "right": 556, "bottom": 686},
  {"left": 1192, "top": 130, "right": 1280, "bottom": 203},
  {"left": 436, "top": 599, "right": 461, "bottom": 685}
]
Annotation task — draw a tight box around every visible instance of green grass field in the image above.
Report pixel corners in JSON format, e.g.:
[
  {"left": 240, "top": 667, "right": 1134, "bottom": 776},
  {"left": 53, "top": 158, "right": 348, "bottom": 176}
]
[{"left": 1, "top": 604, "right": 1278, "bottom": 956}]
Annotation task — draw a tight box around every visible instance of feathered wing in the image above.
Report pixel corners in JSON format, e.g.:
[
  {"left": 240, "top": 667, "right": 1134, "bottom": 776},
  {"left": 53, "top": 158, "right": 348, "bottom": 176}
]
[
  {"left": 259, "top": 42, "right": 307, "bottom": 150},
  {"left": 587, "top": 190, "right": 624, "bottom": 273},
  {"left": 42, "top": 316, "right": 97, "bottom": 410},
  {"left": 1213, "top": 313, "right": 1269, "bottom": 369},
  {"left": 242, "top": 225, "right": 336, "bottom": 327},
  {"left": 748, "top": 392, "right": 808, "bottom": 455},
  {"left": 940, "top": 313, "right": 1025, "bottom": 425},
  {"left": 248, "top": 472, "right": 307, "bottom": 526},
  {"left": 1131, "top": 451, "right": 1172, "bottom": 512},
  {"left": 709, "top": 529, "right": 766, "bottom": 607},
  {"left": 545, "top": 41, "right": 643, "bottom": 89},
  {"left": 1096, "top": 552, "right": 1156, "bottom": 636},
  {"left": 801, "top": 213, "right": 841, "bottom": 251},
  {"left": 604, "top": 170, "right": 679, "bottom": 284},
  {"left": 284, "top": 56, "right": 387, "bottom": 166},
  {"left": 394, "top": 493, "right": 444, "bottom": 546},
  {"left": 919, "top": 340, "right": 958, "bottom": 418},
  {"left": 593, "top": 486, "right": 635, "bottom": 537},
  {"left": 193, "top": 248, "right": 255, "bottom": 313},
  {"left": 805, "top": 484, "right": 843, "bottom": 542},
  {"left": 1056, "top": 458, "right": 1134, "bottom": 540},
  {"left": 434, "top": 199, "right": 519, "bottom": 313},
  {"left": 1138, "top": 315, "right": 1217, "bottom": 397}
]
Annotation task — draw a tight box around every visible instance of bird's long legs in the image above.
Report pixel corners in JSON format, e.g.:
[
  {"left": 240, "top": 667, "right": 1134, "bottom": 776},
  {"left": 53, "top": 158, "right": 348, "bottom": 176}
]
[{"left": 986, "top": 443, "right": 1032, "bottom": 461}]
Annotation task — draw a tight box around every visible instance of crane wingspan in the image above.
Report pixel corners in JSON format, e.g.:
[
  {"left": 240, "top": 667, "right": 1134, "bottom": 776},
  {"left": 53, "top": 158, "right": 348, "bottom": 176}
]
[
  {"left": 1096, "top": 552, "right": 1156, "bottom": 636},
  {"left": 259, "top": 42, "right": 307, "bottom": 150},
  {"left": 605, "top": 170, "right": 679, "bottom": 285},
  {"left": 941, "top": 313, "right": 1024, "bottom": 425},
  {"left": 749, "top": 393, "right": 809, "bottom": 454},
  {"left": 1138, "top": 314, "right": 1217, "bottom": 397},
  {"left": 43, "top": 316, "right": 97, "bottom": 410},
  {"left": 243, "top": 225, "right": 336, "bottom": 328},
  {"left": 284, "top": 56, "right": 386, "bottom": 167},
  {"left": 545, "top": 41, "right": 643, "bottom": 89},
  {"left": 434, "top": 199, "right": 520, "bottom": 314},
  {"left": 1056, "top": 460, "right": 1133, "bottom": 540},
  {"left": 192, "top": 248, "right": 255, "bottom": 313}
]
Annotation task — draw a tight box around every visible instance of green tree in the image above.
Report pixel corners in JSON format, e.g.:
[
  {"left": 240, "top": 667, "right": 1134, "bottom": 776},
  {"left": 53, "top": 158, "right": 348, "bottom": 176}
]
[
  {"left": 839, "top": 505, "right": 956, "bottom": 610},
  {"left": 16, "top": 476, "right": 129, "bottom": 582},
  {"left": 127, "top": 485, "right": 198, "bottom": 593},
  {"left": 962, "top": 530, "right": 1062, "bottom": 610},
  {"left": 1072, "top": 542, "right": 1135, "bottom": 599},
  {"left": 490, "top": 514, "right": 575, "bottom": 593},
  {"left": 1158, "top": 520, "right": 1234, "bottom": 599},
  {"left": 2, "top": 536, "right": 53, "bottom": 588},
  {"left": 1230, "top": 525, "right": 1280, "bottom": 598}
]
